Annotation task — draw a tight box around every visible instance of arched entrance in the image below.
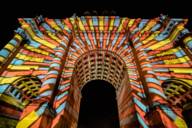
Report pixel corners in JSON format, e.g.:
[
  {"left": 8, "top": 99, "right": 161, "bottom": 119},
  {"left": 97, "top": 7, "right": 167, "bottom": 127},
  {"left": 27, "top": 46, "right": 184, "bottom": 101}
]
[
  {"left": 63, "top": 50, "right": 139, "bottom": 128},
  {"left": 77, "top": 80, "right": 120, "bottom": 128}
]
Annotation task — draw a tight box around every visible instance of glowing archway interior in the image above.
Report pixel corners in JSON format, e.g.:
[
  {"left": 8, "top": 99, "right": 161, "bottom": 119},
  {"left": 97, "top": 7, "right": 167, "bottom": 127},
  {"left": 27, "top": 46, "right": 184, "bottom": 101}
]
[{"left": 73, "top": 50, "right": 126, "bottom": 89}]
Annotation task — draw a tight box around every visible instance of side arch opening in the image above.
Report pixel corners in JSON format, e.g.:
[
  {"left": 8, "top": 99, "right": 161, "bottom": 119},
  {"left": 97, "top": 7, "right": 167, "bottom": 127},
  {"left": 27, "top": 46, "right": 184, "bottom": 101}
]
[
  {"left": 162, "top": 79, "right": 192, "bottom": 127},
  {"left": 0, "top": 75, "right": 41, "bottom": 127}
]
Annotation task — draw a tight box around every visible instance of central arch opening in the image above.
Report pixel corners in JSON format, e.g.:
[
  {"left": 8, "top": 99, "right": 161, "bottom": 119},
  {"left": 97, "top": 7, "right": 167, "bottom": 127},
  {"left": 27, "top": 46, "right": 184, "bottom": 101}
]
[
  {"left": 77, "top": 80, "right": 120, "bottom": 128},
  {"left": 68, "top": 50, "right": 134, "bottom": 127}
]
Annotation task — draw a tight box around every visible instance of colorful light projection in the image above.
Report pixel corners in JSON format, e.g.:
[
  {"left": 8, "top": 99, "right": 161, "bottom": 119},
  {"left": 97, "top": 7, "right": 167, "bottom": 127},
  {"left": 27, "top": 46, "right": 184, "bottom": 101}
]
[{"left": 0, "top": 15, "right": 191, "bottom": 128}]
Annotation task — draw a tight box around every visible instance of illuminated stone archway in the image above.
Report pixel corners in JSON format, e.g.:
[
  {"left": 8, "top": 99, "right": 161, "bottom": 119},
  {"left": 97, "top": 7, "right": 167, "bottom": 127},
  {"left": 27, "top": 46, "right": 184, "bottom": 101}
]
[
  {"left": 0, "top": 15, "right": 191, "bottom": 128},
  {"left": 64, "top": 50, "right": 136, "bottom": 128}
]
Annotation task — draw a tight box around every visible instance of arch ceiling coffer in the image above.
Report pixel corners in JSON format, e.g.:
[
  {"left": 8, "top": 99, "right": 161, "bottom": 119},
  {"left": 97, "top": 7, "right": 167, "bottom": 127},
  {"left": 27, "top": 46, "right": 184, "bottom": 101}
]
[{"left": 73, "top": 50, "right": 126, "bottom": 89}]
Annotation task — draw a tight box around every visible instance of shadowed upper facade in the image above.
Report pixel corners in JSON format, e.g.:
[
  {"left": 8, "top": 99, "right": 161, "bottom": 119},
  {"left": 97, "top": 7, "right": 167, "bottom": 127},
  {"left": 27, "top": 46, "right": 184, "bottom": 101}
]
[{"left": 0, "top": 14, "right": 192, "bottom": 128}]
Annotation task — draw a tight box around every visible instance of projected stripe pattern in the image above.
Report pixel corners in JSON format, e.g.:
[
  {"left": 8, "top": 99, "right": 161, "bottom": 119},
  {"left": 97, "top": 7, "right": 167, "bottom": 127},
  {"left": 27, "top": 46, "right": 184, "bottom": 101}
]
[{"left": 0, "top": 15, "right": 191, "bottom": 128}]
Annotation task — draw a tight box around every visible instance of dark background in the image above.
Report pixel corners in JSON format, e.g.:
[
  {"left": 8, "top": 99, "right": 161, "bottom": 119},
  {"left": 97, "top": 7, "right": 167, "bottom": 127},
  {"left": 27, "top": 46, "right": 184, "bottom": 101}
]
[{"left": 0, "top": 0, "right": 192, "bottom": 49}]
